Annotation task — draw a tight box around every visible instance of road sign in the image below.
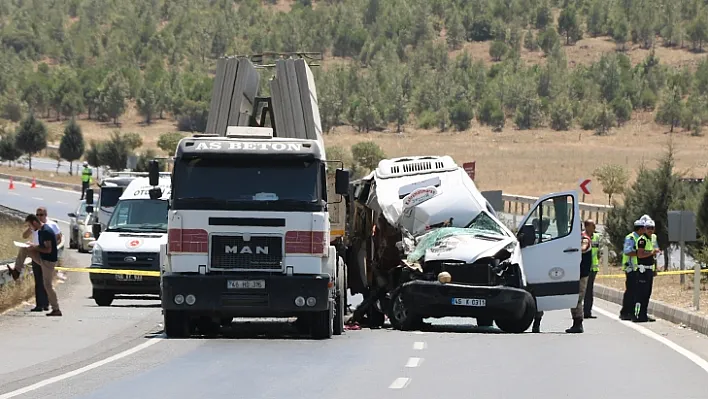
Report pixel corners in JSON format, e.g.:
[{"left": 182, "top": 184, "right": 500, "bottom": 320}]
[
  {"left": 668, "top": 210, "right": 697, "bottom": 243},
  {"left": 463, "top": 161, "right": 476, "bottom": 180},
  {"left": 578, "top": 178, "right": 591, "bottom": 195}
]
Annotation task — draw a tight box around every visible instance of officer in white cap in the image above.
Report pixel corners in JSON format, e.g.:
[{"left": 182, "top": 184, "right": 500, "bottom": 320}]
[
  {"left": 619, "top": 218, "right": 646, "bottom": 320},
  {"left": 635, "top": 217, "right": 658, "bottom": 322}
]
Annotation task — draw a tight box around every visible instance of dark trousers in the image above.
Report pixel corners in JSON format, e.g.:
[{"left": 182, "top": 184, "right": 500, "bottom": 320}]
[
  {"left": 32, "top": 261, "right": 49, "bottom": 308},
  {"left": 620, "top": 271, "right": 637, "bottom": 317},
  {"left": 81, "top": 181, "right": 89, "bottom": 199},
  {"left": 635, "top": 270, "right": 654, "bottom": 320},
  {"left": 584, "top": 270, "right": 597, "bottom": 316}
]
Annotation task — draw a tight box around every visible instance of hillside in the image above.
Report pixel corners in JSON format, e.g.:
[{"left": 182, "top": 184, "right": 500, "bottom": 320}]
[{"left": 1, "top": 0, "right": 708, "bottom": 199}]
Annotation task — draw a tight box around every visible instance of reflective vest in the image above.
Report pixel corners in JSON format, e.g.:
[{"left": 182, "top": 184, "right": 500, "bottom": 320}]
[
  {"left": 634, "top": 234, "right": 655, "bottom": 272},
  {"left": 82, "top": 166, "right": 92, "bottom": 183},
  {"left": 621, "top": 232, "right": 639, "bottom": 272},
  {"left": 590, "top": 232, "right": 600, "bottom": 271}
]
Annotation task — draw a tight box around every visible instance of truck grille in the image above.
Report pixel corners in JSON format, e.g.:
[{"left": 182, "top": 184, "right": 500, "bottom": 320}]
[
  {"left": 104, "top": 252, "right": 159, "bottom": 269},
  {"left": 210, "top": 235, "right": 283, "bottom": 270},
  {"left": 447, "top": 263, "right": 494, "bottom": 286}
]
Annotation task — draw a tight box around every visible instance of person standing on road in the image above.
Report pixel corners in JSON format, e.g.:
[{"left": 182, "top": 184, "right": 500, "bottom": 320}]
[
  {"left": 634, "top": 217, "right": 658, "bottom": 322},
  {"left": 583, "top": 220, "right": 600, "bottom": 319},
  {"left": 619, "top": 219, "right": 645, "bottom": 320},
  {"left": 565, "top": 228, "right": 592, "bottom": 333},
  {"left": 24, "top": 214, "right": 62, "bottom": 316},
  {"left": 80, "top": 161, "right": 92, "bottom": 200}
]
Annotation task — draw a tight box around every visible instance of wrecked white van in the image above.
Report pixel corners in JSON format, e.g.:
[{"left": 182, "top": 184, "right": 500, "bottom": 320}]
[{"left": 344, "top": 155, "right": 582, "bottom": 333}]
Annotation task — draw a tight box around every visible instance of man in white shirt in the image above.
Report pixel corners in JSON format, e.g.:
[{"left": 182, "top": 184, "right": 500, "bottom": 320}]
[{"left": 17, "top": 207, "right": 62, "bottom": 311}]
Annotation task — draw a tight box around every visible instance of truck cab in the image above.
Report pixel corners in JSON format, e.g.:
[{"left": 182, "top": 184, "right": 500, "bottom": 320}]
[
  {"left": 159, "top": 127, "right": 350, "bottom": 338},
  {"left": 85, "top": 176, "right": 171, "bottom": 306}
]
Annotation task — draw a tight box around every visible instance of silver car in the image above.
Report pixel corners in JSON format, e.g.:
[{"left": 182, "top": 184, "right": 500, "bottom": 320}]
[{"left": 68, "top": 199, "right": 96, "bottom": 253}]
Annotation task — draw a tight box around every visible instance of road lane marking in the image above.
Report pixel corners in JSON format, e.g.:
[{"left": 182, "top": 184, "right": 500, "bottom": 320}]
[
  {"left": 388, "top": 377, "right": 410, "bottom": 389},
  {"left": 8, "top": 192, "right": 19, "bottom": 196},
  {"left": 0, "top": 337, "right": 163, "bottom": 399},
  {"left": 56, "top": 201, "right": 65, "bottom": 204},
  {"left": 413, "top": 341, "right": 426, "bottom": 350},
  {"left": 594, "top": 306, "right": 708, "bottom": 374},
  {"left": 405, "top": 357, "right": 422, "bottom": 368},
  {"left": 32, "top": 197, "right": 43, "bottom": 201}
]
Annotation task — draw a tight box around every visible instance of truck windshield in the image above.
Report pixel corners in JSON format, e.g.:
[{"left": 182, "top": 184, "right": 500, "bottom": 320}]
[
  {"left": 172, "top": 156, "right": 321, "bottom": 211},
  {"left": 106, "top": 199, "right": 168, "bottom": 232}
]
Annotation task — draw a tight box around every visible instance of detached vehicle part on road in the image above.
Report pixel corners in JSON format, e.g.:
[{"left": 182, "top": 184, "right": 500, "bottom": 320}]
[{"left": 345, "top": 155, "right": 583, "bottom": 333}]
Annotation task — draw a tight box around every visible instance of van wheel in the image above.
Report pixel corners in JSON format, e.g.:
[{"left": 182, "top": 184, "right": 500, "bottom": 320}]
[
  {"left": 387, "top": 288, "right": 422, "bottom": 331},
  {"left": 164, "top": 310, "right": 190, "bottom": 338},
  {"left": 495, "top": 297, "right": 536, "bottom": 333},
  {"left": 310, "top": 308, "right": 334, "bottom": 339},
  {"left": 93, "top": 289, "right": 114, "bottom": 306}
]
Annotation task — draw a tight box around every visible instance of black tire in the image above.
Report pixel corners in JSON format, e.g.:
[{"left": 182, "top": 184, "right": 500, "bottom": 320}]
[
  {"left": 333, "top": 258, "right": 346, "bottom": 336},
  {"left": 477, "top": 317, "right": 494, "bottom": 327},
  {"left": 310, "top": 308, "right": 334, "bottom": 339},
  {"left": 387, "top": 288, "right": 422, "bottom": 331},
  {"left": 93, "top": 289, "right": 114, "bottom": 307},
  {"left": 219, "top": 317, "right": 233, "bottom": 327},
  {"left": 495, "top": 297, "right": 537, "bottom": 333},
  {"left": 164, "top": 310, "right": 190, "bottom": 338},
  {"left": 69, "top": 235, "right": 77, "bottom": 249}
]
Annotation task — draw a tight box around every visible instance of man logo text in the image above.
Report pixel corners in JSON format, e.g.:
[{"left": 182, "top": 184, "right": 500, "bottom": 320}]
[{"left": 225, "top": 246, "right": 269, "bottom": 255}]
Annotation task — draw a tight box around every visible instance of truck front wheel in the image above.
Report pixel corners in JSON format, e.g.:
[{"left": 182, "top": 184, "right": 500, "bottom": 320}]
[
  {"left": 164, "top": 310, "right": 191, "bottom": 338},
  {"left": 387, "top": 288, "right": 422, "bottom": 331},
  {"left": 494, "top": 297, "right": 536, "bottom": 333},
  {"left": 310, "top": 307, "right": 334, "bottom": 339}
]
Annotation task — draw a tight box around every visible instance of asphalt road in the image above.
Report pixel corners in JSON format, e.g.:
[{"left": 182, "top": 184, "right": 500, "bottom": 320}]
[
  {"left": 16, "top": 157, "right": 76, "bottom": 175},
  {"left": 2, "top": 180, "right": 708, "bottom": 399}
]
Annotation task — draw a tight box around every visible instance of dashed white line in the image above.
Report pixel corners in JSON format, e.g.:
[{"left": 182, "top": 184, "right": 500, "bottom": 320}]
[
  {"left": 405, "top": 357, "right": 422, "bottom": 368},
  {"left": 32, "top": 197, "right": 43, "bottom": 201},
  {"left": 56, "top": 201, "right": 65, "bottom": 204},
  {"left": 8, "top": 192, "right": 19, "bottom": 196},
  {"left": 413, "top": 341, "right": 426, "bottom": 350},
  {"left": 388, "top": 377, "right": 410, "bottom": 389}
]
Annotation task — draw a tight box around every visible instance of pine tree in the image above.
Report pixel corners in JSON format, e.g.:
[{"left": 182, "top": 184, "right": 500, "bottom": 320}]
[
  {"left": 15, "top": 113, "right": 48, "bottom": 171},
  {"left": 59, "top": 118, "right": 85, "bottom": 175}
]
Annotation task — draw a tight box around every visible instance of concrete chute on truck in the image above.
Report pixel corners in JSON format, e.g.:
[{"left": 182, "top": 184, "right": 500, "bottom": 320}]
[
  {"left": 153, "top": 53, "right": 351, "bottom": 339},
  {"left": 344, "top": 155, "right": 583, "bottom": 333}
]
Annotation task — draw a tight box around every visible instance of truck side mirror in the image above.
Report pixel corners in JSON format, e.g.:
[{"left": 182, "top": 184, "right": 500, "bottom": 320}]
[
  {"left": 85, "top": 189, "right": 94, "bottom": 205},
  {"left": 86, "top": 205, "right": 94, "bottom": 213},
  {"left": 335, "top": 169, "right": 350, "bottom": 195},
  {"left": 148, "top": 160, "right": 160, "bottom": 186},
  {"left": 92, "top": 223, "right": 102, "bottom": 239}
]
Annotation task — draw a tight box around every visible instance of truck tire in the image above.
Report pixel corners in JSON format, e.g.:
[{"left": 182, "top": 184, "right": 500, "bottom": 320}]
[
  {"left": 387, "top": 288, "right": 422, "bottom": 331},
  {"left": 495, "top": 297, "right": 536, "bottom": 333},
  {"left": 333, "top": 258, "right": 346, "bottom": 336},
  {"left": 164, "top": 310, "right": 190, "bottom": 338},
  {"left": 93, "top": 289, "right": 114, "bottom": 307},
  {"left": 310, "top": 307, "right": 334, "bottom": 339}
]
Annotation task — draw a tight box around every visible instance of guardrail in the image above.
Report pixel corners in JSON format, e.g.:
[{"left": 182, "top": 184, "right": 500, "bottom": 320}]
[
  {"left": 501, "top": 193, "right": 612, "bottom": 226},
  {"left": 0, "top": 205, "right": 66, "bottom": 289}
]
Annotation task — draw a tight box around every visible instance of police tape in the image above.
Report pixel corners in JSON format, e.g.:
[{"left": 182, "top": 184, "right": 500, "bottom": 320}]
[
  {"left": 596, "top": 268, "right": 708, "bottom": 279},
  {"left": 55, "top": 267, "right": 160, "bottom": 277}
]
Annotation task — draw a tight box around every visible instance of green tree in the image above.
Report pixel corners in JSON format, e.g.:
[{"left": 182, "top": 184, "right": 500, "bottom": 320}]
[
  {"left": 0, "top": 133, "right": 23, "bottom": 165},
  {"left": 446, "top": 12, "right": 465, "bottom": 50},
  {"left": 592, "top": 163, "right": 629, "bottom": 204},
  {"left": 58, "top": 118, "right": 85, "bottom": 175},
  {"left": 137, "top": 86, "right": 158, "bottom": 124},
  {"left": 351, "top": 141, "right": 386, "bottom": 173},
  {"left": 489, "top": 41, "right": 508, "bottom": 61},
  {"left": 655, "top": 87, "right": 684, "bottom": 132},
  {"left": 558, "top": 6, "right": 582, "bottom": 45},
  {"left": 550, "top": 96, "right": 573, "bottom": 130},
  {"left": 594, "top": 101, "right": 616, "bottom": 135},
  {"left": 14, "top": 114, "right": 48, "bottom": 170},
  {"left": 586, "top": 0, "right": 607, "bottom": 37},
  {"left": 524, "top": 30, "right": 539, "bottom": 51},
  {"left": 535, "top": 1, "right": 552, "bottom": 29},
  {"left": 157, "top": 132, "right": 185, "bottom": 154},
  {"left": 611, "top": 96, "right": 633, "bottom": 126}
]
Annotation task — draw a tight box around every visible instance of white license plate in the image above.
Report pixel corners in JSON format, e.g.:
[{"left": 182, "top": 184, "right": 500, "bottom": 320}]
[
  {"left": 227, "top": 279, "right": 266, "bottom": 289},
  {"left": 116, "top": 274, "right": 142, "bottom": 282},
  {"left": 451, "top": 297, "right": 486, "bottom": 307}
]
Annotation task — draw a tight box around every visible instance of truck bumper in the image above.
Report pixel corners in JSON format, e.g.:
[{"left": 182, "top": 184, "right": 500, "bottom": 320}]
[
  {"left": 161, "top": 273, "right": 333, "bottom": 317},
  {"left": 89, "top": 270, "right": 161, "bottom": 295},
  {"left": 399, "top": 280, "right": 533, "bottom": 320}
]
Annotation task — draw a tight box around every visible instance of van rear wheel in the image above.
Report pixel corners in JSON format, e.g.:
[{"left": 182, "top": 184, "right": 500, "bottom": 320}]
[
  {"left": 93, "top": 289, "right": 114, "bottom": 306},
  {"left": 164, "top": 310, "right": 190, "bottom": 338}
]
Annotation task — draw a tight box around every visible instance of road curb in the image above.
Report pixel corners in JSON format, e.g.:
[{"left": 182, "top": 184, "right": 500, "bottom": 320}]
[
  {"left": 0, "top": 172, "right": 82, "bottom": 192},
  {"left": 595, "top": 283, "right": 708, "bottom": 335}
]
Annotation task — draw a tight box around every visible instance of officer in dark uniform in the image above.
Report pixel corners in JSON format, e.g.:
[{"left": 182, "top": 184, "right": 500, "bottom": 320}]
[{"left": 634, "top": 221, "right": 658, "bottom": 322}]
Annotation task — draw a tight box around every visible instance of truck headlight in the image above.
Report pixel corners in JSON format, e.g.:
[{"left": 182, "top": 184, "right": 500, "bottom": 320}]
[{"left": 91, "top": 244, "right": 103, "bottom": 266}]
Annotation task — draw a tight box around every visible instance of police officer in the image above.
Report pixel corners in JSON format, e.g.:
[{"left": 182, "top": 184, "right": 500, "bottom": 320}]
[
  {"left": 619, "top": 219, "right": 645, "bottom": 320},
  {"left": 583, "top": 219, "right": 600, "bottom": 319},
  {"left": 635, "top": 217, "right": 658, "bottom": 322},
  {"left": 80, "top": 162, "right": 92, "bottom": 200}
]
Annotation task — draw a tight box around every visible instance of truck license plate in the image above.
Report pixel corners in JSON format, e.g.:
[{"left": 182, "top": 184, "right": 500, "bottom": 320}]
[
  {"left": 451, "top": 297, "right": 486, "bottom": 307},
  {"left": 115, "top": 274, "right": 142, "bottom": 282},
  {"left": 227, "top": 279, "right": 266, "bottom": 289}
]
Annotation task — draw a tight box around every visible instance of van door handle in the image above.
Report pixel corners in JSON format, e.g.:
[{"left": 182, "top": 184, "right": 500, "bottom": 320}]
[{"left": 563, "top": 248, "right": 579, "bottom": 253}]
